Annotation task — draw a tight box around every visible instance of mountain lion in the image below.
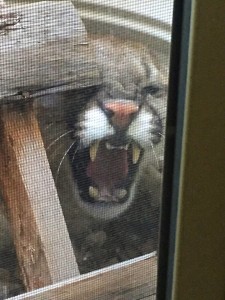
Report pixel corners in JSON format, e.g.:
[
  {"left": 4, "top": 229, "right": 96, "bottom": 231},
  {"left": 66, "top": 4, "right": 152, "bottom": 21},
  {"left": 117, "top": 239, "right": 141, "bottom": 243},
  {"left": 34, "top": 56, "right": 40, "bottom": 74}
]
[
  {"left": 0, "top": 35, "right": 168, "bottom": 275},
  {"left": 46, "top": 36, "right": 167, "bottom": 222}
]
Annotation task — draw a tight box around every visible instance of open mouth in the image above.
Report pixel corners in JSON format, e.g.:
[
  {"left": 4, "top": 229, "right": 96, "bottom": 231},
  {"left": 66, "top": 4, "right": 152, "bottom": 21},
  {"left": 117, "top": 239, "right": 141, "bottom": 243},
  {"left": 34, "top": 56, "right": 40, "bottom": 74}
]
[{"left": 70, "top": 139, "right": 143, "bottom": 205}]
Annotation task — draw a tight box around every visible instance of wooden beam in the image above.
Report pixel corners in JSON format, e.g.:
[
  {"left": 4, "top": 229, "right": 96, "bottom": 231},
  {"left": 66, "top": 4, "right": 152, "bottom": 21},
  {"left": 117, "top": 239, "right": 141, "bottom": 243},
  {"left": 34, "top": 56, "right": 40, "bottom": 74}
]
[
  {"left": 8, "top": 253, "right": 157, "bottom": 300},
  {"left": 0, "top": 1, "right": 101, "bottom": 103},
  {"left": 0, "top": 105, "right": 80, "bottom": 291}
]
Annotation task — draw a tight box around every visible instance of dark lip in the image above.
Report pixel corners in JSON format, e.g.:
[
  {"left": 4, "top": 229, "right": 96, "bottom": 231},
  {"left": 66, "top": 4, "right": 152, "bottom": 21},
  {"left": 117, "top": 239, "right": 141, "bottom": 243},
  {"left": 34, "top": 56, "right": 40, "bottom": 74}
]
[{"left": 102, "top": 132, "right": 131, "bottom": 147}]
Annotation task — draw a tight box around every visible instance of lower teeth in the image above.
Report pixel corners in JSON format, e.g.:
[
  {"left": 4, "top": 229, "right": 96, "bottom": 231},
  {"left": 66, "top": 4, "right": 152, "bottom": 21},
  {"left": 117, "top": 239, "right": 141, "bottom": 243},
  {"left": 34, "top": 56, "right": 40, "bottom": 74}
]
[
  {"left": 89, "top": 186, "right": 99, "bottom": 199},
  {"left": 89, "top": 186, "right": 127, "bottom": 200},
  {"left": 115, "top": 188, "right": 127, "bottom": 199}
]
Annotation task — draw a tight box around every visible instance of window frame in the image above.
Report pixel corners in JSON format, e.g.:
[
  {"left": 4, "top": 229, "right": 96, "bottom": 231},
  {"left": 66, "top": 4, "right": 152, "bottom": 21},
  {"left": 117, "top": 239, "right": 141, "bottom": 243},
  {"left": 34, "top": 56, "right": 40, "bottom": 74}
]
[{"left": 158, "top": 0, "right": 225, "bottom": 299}]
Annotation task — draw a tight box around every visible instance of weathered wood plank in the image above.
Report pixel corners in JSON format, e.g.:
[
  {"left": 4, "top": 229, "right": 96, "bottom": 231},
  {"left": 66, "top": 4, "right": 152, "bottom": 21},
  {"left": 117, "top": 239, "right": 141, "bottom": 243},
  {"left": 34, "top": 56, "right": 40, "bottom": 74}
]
[
  {"left": 0, "top": 1, "right": 101, "bottom": 103},
  {"left": 0, "top": 105, "right": 80, "bottom": 291},
  {"left": 8, "top": 253, "right": 157, "bottom": 300}
]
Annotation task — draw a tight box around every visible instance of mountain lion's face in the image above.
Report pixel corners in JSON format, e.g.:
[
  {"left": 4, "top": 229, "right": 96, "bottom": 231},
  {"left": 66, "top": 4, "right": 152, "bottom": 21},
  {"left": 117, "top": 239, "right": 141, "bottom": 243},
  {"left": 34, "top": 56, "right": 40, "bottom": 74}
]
[{"left": 68, "top": 37, "right": 167, "bottom": 220}]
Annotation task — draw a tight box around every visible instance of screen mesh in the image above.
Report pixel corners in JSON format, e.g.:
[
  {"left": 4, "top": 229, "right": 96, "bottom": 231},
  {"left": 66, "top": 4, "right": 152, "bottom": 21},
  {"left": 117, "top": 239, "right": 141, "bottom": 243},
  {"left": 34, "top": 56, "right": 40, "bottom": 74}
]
[{"left": 0, "top": 0, "right": 173, "bottom": 298}]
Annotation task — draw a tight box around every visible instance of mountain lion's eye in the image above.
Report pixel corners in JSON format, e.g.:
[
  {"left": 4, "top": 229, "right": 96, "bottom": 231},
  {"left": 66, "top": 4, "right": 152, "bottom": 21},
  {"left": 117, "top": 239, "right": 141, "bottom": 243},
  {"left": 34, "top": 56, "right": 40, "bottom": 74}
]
[{"left": 143, "top": 85, "right": 163, "bottom": 97}]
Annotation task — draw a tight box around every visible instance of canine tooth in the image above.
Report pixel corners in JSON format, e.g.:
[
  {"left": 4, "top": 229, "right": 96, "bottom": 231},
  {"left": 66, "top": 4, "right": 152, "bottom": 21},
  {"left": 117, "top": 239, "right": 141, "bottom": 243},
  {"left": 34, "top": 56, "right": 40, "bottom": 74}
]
[
  {"left": 132, "top": 144, "right": 141, "bottom": 164},
  {"left": 89, "top": 186, "right": 99, "bottom": 199},
  {"left": 90, "top": 140, "right": 100, "bottom": 161},
  {"left": 116, "top": 189, "right": 127, "bottom": 199}
]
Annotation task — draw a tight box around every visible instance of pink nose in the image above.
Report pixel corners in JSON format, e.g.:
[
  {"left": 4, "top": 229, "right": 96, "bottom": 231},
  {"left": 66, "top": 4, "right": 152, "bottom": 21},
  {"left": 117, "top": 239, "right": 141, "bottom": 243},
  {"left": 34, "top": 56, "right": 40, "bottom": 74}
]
[{"left": 104, "top": 101, "right": 139, "bottom": 129}]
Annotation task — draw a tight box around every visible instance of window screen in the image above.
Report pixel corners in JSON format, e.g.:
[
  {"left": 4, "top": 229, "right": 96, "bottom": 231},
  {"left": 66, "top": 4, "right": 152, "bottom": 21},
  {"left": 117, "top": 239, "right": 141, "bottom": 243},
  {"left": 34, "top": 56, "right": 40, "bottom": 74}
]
[{"left": 0, "top": 0, "right": 173, "bottom": 298}]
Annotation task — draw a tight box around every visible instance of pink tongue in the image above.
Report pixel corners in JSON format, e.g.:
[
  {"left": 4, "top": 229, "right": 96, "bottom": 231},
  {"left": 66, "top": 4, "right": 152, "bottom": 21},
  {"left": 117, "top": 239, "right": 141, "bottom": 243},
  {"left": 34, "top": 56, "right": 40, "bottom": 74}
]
[{"left": 87, "top": 145, "right": 128, "bottom": 189}]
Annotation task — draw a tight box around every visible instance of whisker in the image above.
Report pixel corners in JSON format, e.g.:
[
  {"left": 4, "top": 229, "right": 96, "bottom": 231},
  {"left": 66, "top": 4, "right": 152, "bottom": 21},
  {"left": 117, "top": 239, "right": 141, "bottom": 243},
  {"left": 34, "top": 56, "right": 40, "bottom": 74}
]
[
  {"left": 71, "top": 144, "right": 79, "bottom": 163},
  {"left": 150, "top": 141, "right": 159, "bottom": 169},
  {"left": 43, "top": 122, "right": 54, "bottom": 132},
  {"left": 48, "top": 142, "right": 66, "bottom": 161},
  {"left": 55, "top": 141, "right": 76, "bottom": 184},
  {"left": 158, "top": 132, "right": 165, "bottom": 139},
  {"left": 46, "top": 130, "right": 73, "bottom": 151}
]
